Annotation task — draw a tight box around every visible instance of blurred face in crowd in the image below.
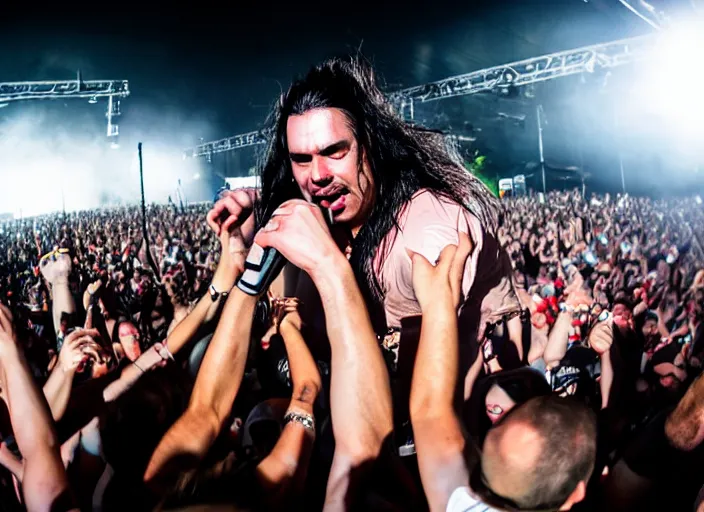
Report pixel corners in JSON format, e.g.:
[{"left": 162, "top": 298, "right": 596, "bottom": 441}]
[
  {"left": 612, "top": 303, "right": 633, "bottom": 332},
  {"left": 118, "top": 322, "right": 142, "bottom": 362},
  {"left": 654, "top": 353, "right": 687, "bottom": 391},
  {"left": 287, "top": 108, "right": 375, "bottom": 235},
  {"left": 485, "top": 384, "right": 516, "bottom": 424},
  {"left": 641, "top": 318, "right": 659, "bottom": 342}
]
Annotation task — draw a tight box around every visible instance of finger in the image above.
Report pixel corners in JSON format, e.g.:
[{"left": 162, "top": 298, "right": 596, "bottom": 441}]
[
  {"left": 69, "top": 336, "right": 98, "bottom": 350},
  {"left": 220, "top": 214, "right": 239, "bottom": 236},
  {"left": 450, "top": 234, "right": 471, "bottom": 283},
  {"left": 81, "top": 346, "right": 101, "bottom": 362},
  {"left": 206, "top": 202, "right": 228, "bottom": 234},
  {"left": 407, "top": 250, "right": 434, "bottom": 276},
  {"left": 254, "top": 226, "right": 280, "bottom": 250},
  {"left": 436, "top": 243, "right": 458, "bottom": 272},
  {"left": 67, "top": 329, "right": 100, "bottom": 345}
]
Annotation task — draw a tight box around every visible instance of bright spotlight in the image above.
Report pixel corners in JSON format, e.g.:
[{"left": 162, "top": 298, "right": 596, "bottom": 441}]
[
  {"left": 630, "top": 21, "right": 704, "bottom": 151},
  {"left": 193, "top": 173, "right": 201, "bottom": 180},
  {"left": 88, "top": 96, "right": 98, "bottom": 104},
  {"left": 110, "top": 142, "right": 120, "bottom": 149}
]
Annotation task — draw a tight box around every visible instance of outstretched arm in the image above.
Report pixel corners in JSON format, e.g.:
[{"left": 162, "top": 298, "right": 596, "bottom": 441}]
[
  {"left": 0, "top": 305, "right": 77, "bottom": 511},
  {"left": 253, "top": 200, "right": 393, "bottom": 510},
  {"left": 143, "top": 287, "right": 257, "bottom": 486},
  {"left": 409, "top": 236, "right": 472, "bottom": 512},
  {"left": 256, "top": 303, "right": 321, "bottom": 506}
]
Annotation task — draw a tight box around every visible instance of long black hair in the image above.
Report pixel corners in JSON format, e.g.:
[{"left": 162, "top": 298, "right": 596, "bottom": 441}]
[{"left": 256, "top": 56, "right": 499, "bottom": 309}]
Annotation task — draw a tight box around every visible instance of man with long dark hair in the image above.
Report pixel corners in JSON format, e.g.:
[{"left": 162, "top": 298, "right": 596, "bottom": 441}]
[{"left": 206, "top": 55, "right": 521, "bottom": 507}]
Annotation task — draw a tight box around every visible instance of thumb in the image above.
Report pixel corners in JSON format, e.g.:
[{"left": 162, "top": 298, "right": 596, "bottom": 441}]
[{"left": 406, "top": 249, "right": 431, "bottom": 268}]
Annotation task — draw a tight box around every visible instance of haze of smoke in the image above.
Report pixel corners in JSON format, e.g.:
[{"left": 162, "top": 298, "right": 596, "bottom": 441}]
[{"left": 0, "top": 103, "right": 210, "bottom": 218}]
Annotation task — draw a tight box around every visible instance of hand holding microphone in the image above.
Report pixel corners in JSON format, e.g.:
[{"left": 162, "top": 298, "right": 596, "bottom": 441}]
[{"left": 241, "top": 200, "right": 339, "bottom": 295}]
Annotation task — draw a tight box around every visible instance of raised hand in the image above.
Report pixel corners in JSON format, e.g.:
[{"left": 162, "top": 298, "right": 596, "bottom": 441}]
[
  {"left": 253, "top": 200, "right": 341, "bottom": 278},
  {"left": 409, "top": 232, "right": 472, "bottom": 312},
  {"left": 206, "top": 188, "right": 258, "bottom": 246},
  {"left": 57, "top": 329, "right": 103, "bottom": 374},
  {"left": 588, "top": 314, "right": 614, "bottom": 355},
  {"left": 39, "top": 251, "right": 72, "bottom": 285}
]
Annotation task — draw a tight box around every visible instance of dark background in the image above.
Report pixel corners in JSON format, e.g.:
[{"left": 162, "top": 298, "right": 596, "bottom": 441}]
[{"left": 1, "top": 0, "right": 700, "bottom": 204}]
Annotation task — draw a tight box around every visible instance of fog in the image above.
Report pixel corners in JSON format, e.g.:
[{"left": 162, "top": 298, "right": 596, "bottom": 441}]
[{"left": 0, "top": 100, "right": 211, "bottom": 218}]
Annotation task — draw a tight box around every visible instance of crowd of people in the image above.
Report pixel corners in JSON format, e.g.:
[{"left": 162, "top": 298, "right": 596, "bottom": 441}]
[{"left": 0, "top": 56, "right": 703, "bottom": 512}]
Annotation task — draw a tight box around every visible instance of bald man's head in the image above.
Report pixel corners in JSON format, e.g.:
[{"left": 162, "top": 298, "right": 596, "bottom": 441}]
[
  {"left": 479, "top": 395, "right": 596, "bottom": 511},
  {"left": 666, "top": 374, "right": 704, "bottom": 451}
]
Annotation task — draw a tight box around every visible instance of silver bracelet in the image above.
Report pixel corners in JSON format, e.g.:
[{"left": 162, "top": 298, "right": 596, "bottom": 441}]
[{"left": 283, "top": 411, "right": 315, "bottom": 432}]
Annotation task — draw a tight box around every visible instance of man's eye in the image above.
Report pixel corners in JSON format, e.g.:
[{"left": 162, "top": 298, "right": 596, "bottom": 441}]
[
  {"left": 289, "top": 155, "right": 311, "bottom": 164},
  {"left": 328, "top": 150, "right": 347, "bottom": 160}
]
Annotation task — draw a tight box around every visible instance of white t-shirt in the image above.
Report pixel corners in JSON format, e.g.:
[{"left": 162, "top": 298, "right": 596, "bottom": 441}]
[{"left": 446, "top": 486, "right": 498, "bottom": 512}]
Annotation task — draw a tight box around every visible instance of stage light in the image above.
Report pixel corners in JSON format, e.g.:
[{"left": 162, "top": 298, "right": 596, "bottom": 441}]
[
  {"left": 627, "top": 19, "right": 704, "bottom": 158},
  {"left": 193, "top": 173, "right": 201, "bottom": 180},
  {"left": 110, "top": 142, "right": 120, "bottom": 149},
  {"left": 88, "top": 96, "right": 98, "bottom": 104}
]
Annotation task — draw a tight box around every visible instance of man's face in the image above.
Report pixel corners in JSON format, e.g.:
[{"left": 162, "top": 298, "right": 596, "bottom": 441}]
[
  {"left": 287, "top": 108, "right": 375, "bottom": 235},
  {"left": 641, "top": 318, "right": 659, "bottom": 341},
  {"left": 118, "top": 323, "right": 142, "bottom": 362},
  {"left": 612, "top": 303, "right": 633, "bottom": 332}
]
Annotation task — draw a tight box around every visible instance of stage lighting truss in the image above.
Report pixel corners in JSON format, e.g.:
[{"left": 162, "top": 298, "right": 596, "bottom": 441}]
[
  {"left": 0, "top": 74, "right": 130, "bottom": 139},
  {"left": 184, "top": 34, "right": 654, "bottom": 158},
  {"left": 183, "top": 130, "right": 268, "bottom": 159},
  {"left": 389, "top": 34, "right": 654, "bottom": 117}
]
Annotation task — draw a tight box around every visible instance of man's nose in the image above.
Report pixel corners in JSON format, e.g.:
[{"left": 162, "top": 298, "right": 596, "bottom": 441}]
[{"left": 311, "top": 157, "right": 333, "bottom": 186}]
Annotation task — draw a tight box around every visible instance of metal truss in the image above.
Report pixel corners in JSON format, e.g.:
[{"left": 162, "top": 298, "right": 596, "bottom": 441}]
[
  {"left": 184, "top": 130, "right": 268, "bottom": 159},
  {"left": 0, "top": 74, "right": 130, "bottom": 138},
  {"left": 389, "top": 34, "right": 653, "bottom": 108},
  {"left": 184, "top": 34, "right": 655, "bottom": 158}
]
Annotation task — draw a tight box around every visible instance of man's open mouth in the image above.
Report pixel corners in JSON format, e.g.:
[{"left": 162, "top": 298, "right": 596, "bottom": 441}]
[{"left": 313, "top": 187, "right": 349, "bottom": 212}]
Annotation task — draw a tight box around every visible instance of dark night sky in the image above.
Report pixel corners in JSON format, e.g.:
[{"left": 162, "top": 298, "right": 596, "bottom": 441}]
[{"left": 1, "top": 0, "right": 649, "bottom": 144}]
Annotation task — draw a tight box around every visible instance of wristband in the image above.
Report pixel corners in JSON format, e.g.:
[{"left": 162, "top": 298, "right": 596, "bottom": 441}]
[
  {"left": 283, "top": 411, "right": 315, "bottom": 432},
  {"left": 209, "top": 284, "right": 230, "bottom": 303}
]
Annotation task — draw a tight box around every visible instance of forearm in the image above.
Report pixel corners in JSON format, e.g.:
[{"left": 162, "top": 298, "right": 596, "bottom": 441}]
[
  {"left": 51, "top": 281, "right": 76, "bottom": 336},
  {"left": 188, "top": 288, "right": 256, "bottom": 423},
  {"left": 145, "top": 291, "right": 256, "bottom": 485},
  {"left": 205, "top": 260, "right": 241, "bottom": 323},
  {"left": 600, "top": 349, "right": 614, "bottom": 409},
  {"left": 43, "top": 366, "right": 75, "bottom": 421},
  {"left": 409, "top": 299, "right": 469, "bottom": 511},
  {"left": 410, "top": 299, "right": 457, "bottom": 419},
  {"left": 280, "top": 320, "right": 321, "bottom": 404},
  {"left": 102, "top": 362, "right": 144, "bottom": 403},
  {"left": 163, "top": 294, "right": 214, "bottom": 355},
  {"left": 543, "top": 312, "right": 572, "bottom": 366},
  {"left": 0, "top": 345, "right": 70, "bottom": 509},
  {"left": 312, "top": 261, "right": 392, "bottom": 457},
  {"left": 414, "top": 417, "right": 468, "bottom": 512},
  {"left": 313, "top": 261, "right": 392, "bottom": 510}
]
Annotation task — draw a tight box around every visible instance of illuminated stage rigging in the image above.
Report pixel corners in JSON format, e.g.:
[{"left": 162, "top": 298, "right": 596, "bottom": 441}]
[
  {"left": 0, "top": 72, "right": 130, "bottom": 139},
  {"left": 184, "top": 34, "right": 655, "bottom": 159}
]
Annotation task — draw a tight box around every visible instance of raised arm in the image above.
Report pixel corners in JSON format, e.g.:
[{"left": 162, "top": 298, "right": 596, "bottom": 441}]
[
  {"left": 254, "top": 200, "right": 393, "bottom": 510},
  {"left": 0, "top": 305, "right": 77, "bottom": 511},
  {"left": 255, "top": 299, "right": 321, "bottom": 506},
  {"left": 408, "top": 235, "right": 472, "bottom": 512},
  {"left": 144, "top": 190, "right": 258, "bottom": 487},
  {"left": 104, "top": 194, "right": 252, "bottom": 403}
]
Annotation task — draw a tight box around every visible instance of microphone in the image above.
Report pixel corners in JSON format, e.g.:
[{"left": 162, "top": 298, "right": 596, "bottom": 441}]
[{"left": 236, "top": 206, "right": 334, "bottom": 296}]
